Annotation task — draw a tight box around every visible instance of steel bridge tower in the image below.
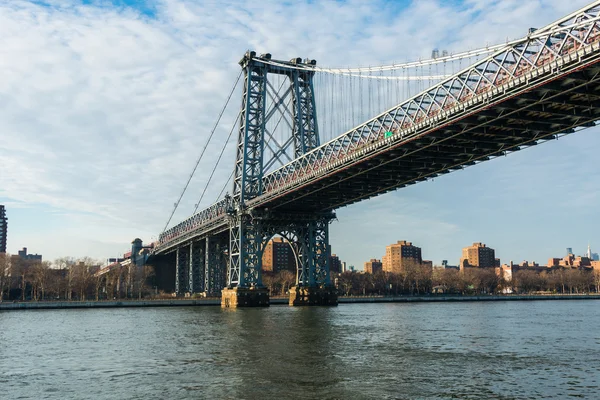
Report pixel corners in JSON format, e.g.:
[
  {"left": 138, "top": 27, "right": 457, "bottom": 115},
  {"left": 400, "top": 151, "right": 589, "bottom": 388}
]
[{"left": 222, "top": 51, "right": 337, "bottom": 307}]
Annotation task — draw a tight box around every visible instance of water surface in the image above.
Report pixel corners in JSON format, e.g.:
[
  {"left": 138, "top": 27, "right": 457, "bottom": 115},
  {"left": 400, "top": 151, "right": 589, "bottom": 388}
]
[{"left": 1, "top": 301, "right": 599, "bottom": 399}]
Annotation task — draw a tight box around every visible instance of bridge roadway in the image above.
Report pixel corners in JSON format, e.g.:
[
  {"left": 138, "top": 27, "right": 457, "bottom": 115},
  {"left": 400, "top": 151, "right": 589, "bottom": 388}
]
[{"left": 156, "top": 9, "right": 600, "bottom": 255}]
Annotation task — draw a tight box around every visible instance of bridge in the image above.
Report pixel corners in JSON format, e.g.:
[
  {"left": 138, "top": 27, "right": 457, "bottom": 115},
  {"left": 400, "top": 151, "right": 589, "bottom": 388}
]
[{"left": 149, "top": 1, "right": 600, "bottom": 307}]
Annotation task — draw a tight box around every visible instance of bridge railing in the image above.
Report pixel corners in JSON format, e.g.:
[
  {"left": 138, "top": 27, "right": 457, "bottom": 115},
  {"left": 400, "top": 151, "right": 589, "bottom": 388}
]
[
  {"left": 156, "top": 197, "right": 231, "bottom": 251},
  {"left": 259, "top": 2, "right": 600, "bottom": 197}
]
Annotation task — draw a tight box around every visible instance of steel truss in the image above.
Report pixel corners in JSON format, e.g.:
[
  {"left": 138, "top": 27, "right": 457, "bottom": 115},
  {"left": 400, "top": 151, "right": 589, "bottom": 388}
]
[
  {"left": 258, "top": 211, "right": 335, "bottom": 287},
  {"left": 228, "top": 51, "right": 325, "bottom": 288},
  {"left": 188, "top": 240, "right": 205, "bottom": 293},
  {"left": 175, "top": 246, "right": 188, "bottom": 295},
  {"left": 155, "top": 2, "right": 600, "bottom": 279},
  {"left": 258, "top": 1, "right": 600, "bottom": 199},
  {"left": 205, "top": 234, "right": 227, "bottom": 295}
]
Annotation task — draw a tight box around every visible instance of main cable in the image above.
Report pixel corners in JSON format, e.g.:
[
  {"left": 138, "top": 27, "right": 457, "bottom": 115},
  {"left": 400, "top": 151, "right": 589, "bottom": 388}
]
[
  {"left": 192, "top": 108, "right": 242, "bottom": 215},
  {"left": 161, "top": 70, "right": 243, "bottom": 234}
]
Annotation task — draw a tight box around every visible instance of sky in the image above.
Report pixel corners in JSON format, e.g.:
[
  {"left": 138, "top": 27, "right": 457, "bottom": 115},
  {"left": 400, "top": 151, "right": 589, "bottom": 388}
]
[{"left": 0, "top": 0, "right": 598, "bottom": 267}]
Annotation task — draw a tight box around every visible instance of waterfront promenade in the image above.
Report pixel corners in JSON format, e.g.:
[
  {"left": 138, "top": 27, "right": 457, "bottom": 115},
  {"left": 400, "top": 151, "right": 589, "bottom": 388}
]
[{"left": 1, "top": 294, "right": 599, "bottom": 310}]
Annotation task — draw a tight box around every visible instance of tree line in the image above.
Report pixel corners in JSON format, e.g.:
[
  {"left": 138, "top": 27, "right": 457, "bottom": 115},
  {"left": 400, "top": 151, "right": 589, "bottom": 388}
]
[
  {"left": 335, "top": 266, "right": 600, "bottom": 296},
  {"left": 0, "top": 253, "right": 155, "bottom": 302}
]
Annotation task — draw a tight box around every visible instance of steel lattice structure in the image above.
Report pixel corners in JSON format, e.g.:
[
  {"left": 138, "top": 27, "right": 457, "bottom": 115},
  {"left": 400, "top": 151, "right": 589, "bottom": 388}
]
[{"left": 155, "top": 1, "right": 600, "bottom": 296}]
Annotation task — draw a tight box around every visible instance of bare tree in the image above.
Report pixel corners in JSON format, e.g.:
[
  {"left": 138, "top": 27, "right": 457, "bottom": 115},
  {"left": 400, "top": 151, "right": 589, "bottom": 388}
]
[
  {"left": 55, "top": 257, "right": 76, "bottom": 300},
  {"left": 73, "top": 258, "right": 96, "bottom": 301},
  {"left": 31, "top": 261, "right": 52, "bottom": 301},
  {"left": 0, "top": 253, "right": 10, "bottom": 301},
  {"left": 593, "top": 270, "right": 600, "bottom": 293},
  {"left": 133, "top": 265, "right": 155, "bottom": 299},
  {"left": 277, "top": 270, "right": 295, "bottom": 295},
  {"left": 262, "top": 272, "right": 278, "bottom": 296}
]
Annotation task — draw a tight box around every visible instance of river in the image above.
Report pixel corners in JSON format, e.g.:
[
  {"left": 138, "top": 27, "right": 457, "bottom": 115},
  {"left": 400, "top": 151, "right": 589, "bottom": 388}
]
[{"left": 1, "top": 300, "right": 599, "bottom": 399}]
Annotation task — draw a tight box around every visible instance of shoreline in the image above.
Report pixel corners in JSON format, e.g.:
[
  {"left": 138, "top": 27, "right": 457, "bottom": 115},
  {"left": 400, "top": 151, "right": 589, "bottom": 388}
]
[{"left": 1, "top": 294, "right": 599, "bottom": 310}]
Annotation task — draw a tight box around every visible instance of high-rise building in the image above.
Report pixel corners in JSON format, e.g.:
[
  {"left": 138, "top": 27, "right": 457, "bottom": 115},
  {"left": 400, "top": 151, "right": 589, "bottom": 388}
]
[
  {"left": 382, "top": 240, "right": 422, "bottom": 274},
  {"left": 567, "top": 247, "right": 573, "bottom": 256},
  {"left": 262, "top": 237, "right": 296, "bottom": 273},
  {"left": 0, "top": 205, "right": 6, "bottom": 253},
  {"left": 364, "top": 259, "right": 382, "bottom": 274},
  {"left": 330, "top": 253, "right": 342, "bottom": 273},
  {"left": 460, "top": 242, "right": 496, "bottom": 270}
]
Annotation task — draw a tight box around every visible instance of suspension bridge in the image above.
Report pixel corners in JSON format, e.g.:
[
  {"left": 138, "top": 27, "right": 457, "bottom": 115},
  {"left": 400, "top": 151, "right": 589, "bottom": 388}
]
[{"left": 148, "top": 1, "right": 600, "bottom": 307}]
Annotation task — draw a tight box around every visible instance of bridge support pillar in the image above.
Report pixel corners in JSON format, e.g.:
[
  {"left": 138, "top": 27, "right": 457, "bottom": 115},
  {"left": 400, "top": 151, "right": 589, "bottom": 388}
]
[
  {"left": 221, "top": 287, "right": 270, "bottom": 308},
  {"left": 175, "top": 246, "right": 188, "bottom": 296},
  {"left": 289, "top": 286, "right": 338, "bottom": 306}
]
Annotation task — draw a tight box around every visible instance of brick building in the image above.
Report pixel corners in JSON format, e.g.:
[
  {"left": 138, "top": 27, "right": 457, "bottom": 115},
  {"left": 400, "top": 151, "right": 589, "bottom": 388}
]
[
  {"left": 364, "top": 259, "right": 382, "bottom": 274},
  {"left": 460, "top": 242, "right": 496, "bottom": 270},
  {"left": 382, "top": 240, "right": 422, "bottom": 274},
  {"left": 262, "top": 237, "right": 296, "bottom": 273}
]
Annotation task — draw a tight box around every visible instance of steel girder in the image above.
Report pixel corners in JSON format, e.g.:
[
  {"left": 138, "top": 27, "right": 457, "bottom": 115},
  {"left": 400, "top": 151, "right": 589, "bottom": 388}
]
[
  {"left": 233, "top": 54, "right": 268, "bottom": 203},
  {"left": 256, "top": 211, "right": 335, "bottom": 287},
  {"left": 204, "top": 235, "right": 227, "bottom": 295},
  {"left": 256, "top": 1, "right": 600, "bottom": 204},
  {"left": 227, "top": 52, "right": 321, "bottom": 288},
  {"left": 175, "top": 246, "right": 189, "bottom": 295},
  {"left": 228, "top": 212, "right": 263, "bottom": 287},
  {"left": 156, "top": 197, "right": 230, "bottom": 254},
  {"left": 188, "top": 241, "right": 205, "bottom": 294},
  {"left": 291, "top": 69, "right": 320, "bottom": 157}
]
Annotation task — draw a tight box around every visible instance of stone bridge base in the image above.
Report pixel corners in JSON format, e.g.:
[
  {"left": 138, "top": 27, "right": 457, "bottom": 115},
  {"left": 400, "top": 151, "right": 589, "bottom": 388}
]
[
  {"left": 221, "top": 287, "right": 270, "bottom": 308},
  {"left": 289, "top": 286, "right": 338, "bottom": 306}
]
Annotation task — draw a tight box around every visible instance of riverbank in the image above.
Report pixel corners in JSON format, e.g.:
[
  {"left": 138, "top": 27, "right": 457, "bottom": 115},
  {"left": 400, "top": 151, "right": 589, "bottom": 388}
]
[{"left": 1, "top": 294, "right": 599, "bottom": 310}]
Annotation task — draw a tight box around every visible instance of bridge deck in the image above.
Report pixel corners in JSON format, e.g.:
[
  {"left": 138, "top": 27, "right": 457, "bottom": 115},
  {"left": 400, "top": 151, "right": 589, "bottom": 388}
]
[{"left": 251, "top": 45, "right": 600, "bottom": 212}]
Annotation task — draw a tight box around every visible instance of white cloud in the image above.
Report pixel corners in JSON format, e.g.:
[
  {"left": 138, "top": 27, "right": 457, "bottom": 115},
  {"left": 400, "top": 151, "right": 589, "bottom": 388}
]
[{"left": 0, "top": 0, "right": 597, "bottom": 264}]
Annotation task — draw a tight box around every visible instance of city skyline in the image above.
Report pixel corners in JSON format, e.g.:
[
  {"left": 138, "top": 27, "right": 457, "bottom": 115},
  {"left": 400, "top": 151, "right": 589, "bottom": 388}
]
[{"left": 0, "top": 0, "right": 599, "bottom": 267}]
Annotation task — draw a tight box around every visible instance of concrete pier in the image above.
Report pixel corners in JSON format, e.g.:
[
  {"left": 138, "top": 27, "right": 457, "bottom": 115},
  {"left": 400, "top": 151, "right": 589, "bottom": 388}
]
[
  {"left": 221, "top": 287, "right": 270, "bottom": 308},
  {"left": 289, "top": 286, "right": 338, "bottom": 306}
]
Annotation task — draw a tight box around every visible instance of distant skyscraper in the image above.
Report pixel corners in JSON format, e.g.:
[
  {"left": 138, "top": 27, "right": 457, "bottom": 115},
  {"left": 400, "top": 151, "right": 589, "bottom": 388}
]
[
  {"left": 586, "top": 244, "right": 592, "bottom": 259},
  {"left": 566, "top": 247, "right": 573, "bottom": 256},
  {"left": 0, "top": 205, "right": 6, "bottom": 253}
]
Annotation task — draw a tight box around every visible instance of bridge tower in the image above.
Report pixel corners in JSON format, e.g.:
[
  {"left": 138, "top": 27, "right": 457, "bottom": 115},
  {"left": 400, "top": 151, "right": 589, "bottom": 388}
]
[{"left": 222, "top": 51, "right": 338, "bottom": 307}]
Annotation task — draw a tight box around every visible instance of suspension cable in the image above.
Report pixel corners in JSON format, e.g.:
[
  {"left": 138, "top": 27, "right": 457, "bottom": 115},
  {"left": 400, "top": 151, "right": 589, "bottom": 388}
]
[
  {"left": 161, "top": 70, "right": 243, "bottom": 234},
  {"left": 216, "top": 170, "right": 234, "bottom": 202},
  {"left": 192, "top": 108, "right": 242, "bottom": 215}
]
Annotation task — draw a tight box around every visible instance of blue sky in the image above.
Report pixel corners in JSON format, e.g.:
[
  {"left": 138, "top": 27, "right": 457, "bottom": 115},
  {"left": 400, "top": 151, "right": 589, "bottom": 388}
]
[{"left": 0, "top": 0, "right": 598, "bottom": 266}]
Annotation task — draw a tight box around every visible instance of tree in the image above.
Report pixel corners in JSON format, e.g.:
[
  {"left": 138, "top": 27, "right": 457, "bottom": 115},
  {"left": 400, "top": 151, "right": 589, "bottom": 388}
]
[
  {"left": 55, "top": 257, "right": 76, "bottom": 300},
  {"left": 337, "top": 271, "right": 355, "bottom": 296},
  {"left": 513, "top": 270, "right": 544, "bottom": 293},
  {"left": 133, "top": 265, "right": 155, "bottom": 299},
  {"left": 72, "top": 258, "right": 95, "bottom": 301},
  {"left": 31, "top": 261, "right": 52, "bottom": 301},
  {"left": 593, "top": 270, "right": 600, "bottom": 293},
  {"left": 276, "top": 270, "right": 295, "bottom": 295},
  {"left": 262, "top": 272, "right": 279, "bottom": 296},
  {"left": 476, "top": 268, "right": 501, "bottom": 294},
  {"left": 0, "top": 253, "right": 10, "bottom": 301}
]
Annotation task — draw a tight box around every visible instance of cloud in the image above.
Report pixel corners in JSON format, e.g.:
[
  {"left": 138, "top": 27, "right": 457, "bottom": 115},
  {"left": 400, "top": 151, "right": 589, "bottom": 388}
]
[{"left": 0, "top": 0, "right": 597, "bottom": 263}]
